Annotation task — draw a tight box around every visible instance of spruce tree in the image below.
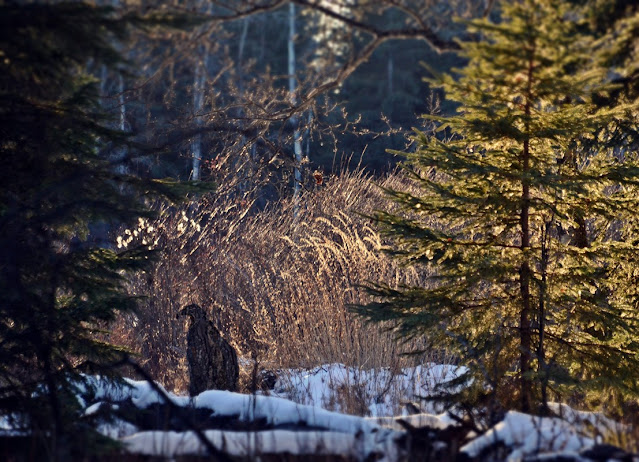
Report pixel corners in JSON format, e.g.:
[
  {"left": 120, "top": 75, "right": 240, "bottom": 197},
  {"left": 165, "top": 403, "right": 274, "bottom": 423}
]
[
  {"left": 356, "top": 0, "right": 639, "bottom": 416},
  {"left": 583, "top": 0, "right": 639, "bottom": 103},
  {"left": 0, "top": 2, "right": 199, "bottom": 458}
]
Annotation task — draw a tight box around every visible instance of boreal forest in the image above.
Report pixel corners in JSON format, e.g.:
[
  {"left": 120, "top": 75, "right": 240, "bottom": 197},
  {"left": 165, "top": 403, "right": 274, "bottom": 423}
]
[{"left": 2, "top": 0, "right": 639, "bottom": 461}]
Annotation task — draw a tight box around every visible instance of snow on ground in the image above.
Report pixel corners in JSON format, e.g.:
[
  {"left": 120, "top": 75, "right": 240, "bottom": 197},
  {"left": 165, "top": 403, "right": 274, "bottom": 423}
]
[
  {"left": 547, "top": 402, "right": 628, "bottom": 436},
  {"left": 367, "top": 412, "right": 457, "bottom": 431},
  {"left": 77, "top": 364, "right": 465, "bottom": 459},
  {"left": 84, "top": 375, "right": 387, "bottom": 435},
  {"left": 80, "top": 372, "right": 403, "bottom": 460},
  {"left": 270, "top": 362, "right": 467, "bottom": 416},
  {"left": 83, "top": 375, "right": 189, "bottom": 408},
  {"left": 97, "top": 418, "right": 140, "bottom": 440},
  {"left": 195, "top": 389, "right": 382, "bottom": 434},
  {"left": 8, "top": 365, "right": 633, "bottom": 461},
  {"left": 123, "top": 429, "right": 399, "bottom": 460},
  {"left": 81, "top": 363, "right": 467, "bottom": 435},
  {"left": 460, "top": 409, "right": 622, "bottom": 461}
]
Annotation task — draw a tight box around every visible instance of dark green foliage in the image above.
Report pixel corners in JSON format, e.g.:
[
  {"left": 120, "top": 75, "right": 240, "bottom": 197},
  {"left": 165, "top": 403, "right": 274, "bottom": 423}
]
[
  {"left": 356, "top": 0, "right": 639, "bottom": 417},
  {"left": 0, "top": 2, "right": 200, "bottom": 458}
]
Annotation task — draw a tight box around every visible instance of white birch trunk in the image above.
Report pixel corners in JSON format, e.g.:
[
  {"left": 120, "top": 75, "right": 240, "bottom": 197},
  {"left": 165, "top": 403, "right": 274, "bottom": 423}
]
[
  {"left": 238, "top": 17, "right": 249, "bottom": 70},
  {"left": 305, "top": 109, "right": 312, "bottom": 158},
  {"left": 190, "top": 0, "right": 211, "bottom": 182},
  {"left": 288, "top": 3, "right": 303, "bottom": 200},
  {"left": 191, "top": 55, "right": 206, "bottom": 181},
  {"left": 116, "top": 73, "right": 128, "bottom": 176}
]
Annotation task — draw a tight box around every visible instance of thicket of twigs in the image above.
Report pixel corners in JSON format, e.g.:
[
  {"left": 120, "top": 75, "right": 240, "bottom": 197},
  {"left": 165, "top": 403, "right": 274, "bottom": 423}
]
[{"left": 110, "top": 169, "right": 437, "bottom": 397}]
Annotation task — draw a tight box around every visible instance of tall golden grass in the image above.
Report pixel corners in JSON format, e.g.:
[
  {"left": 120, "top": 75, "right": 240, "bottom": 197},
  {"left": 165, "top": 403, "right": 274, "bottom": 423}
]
[{"left": 112, "top": 169, "right": 436, "bottom": 397}]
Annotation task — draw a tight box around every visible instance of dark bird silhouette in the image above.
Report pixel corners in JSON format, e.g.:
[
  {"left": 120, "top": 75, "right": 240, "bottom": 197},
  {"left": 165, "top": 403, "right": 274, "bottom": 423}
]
[{"left": 177, "top": 304, "right": 239, "bottom": 396}]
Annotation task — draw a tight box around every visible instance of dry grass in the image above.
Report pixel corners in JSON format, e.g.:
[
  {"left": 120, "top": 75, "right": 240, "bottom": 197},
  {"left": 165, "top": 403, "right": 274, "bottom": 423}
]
[{"left": 111, "top": 169, "right": 437, "bottom": 398}]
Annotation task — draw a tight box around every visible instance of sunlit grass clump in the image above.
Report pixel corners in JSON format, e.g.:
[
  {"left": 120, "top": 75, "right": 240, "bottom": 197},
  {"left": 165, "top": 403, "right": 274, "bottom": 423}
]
[{"left": 112, "top": 169, "right": 439, "bottom": 406}]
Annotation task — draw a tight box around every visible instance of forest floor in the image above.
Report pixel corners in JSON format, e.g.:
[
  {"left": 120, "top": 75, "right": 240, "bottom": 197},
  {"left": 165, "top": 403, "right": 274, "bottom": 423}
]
[{"left": 29, "top": 363, "right": 634, "bottom": 461}]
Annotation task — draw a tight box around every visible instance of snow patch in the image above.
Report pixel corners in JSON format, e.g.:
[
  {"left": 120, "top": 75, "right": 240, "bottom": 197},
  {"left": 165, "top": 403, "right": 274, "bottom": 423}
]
[
  {"left": 271, "top": 363, "right": 467, "bottom": 416},
  {"left": 195, "top": 390, "right": 381, "bottom": 433},
  {"left": 368, "top": 412, "right": 456, "bottom": 431},
  {"left": 461, "top": 411, "right": 596, "bottom": 461},
  {"left": 123, "top": 429, "right": 398, "bottom": 460}
]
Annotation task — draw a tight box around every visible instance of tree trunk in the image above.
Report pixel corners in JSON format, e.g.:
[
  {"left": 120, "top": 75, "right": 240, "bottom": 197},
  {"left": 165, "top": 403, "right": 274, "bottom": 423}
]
[
  {"left": 288, "top": 3, "right": 303, "bottom": 201},
  {"left": 238, "top": 16, "right": 249, "bottom": 71},
  {"left": 116, "top": 73, "right": 128, "bottom": 175},
  {"left": 191, "top": 52, "right": 206, "bottom": 181},
  {"left": 519, "top": 41, "right": 536, "bottom": 413},
  {"left": 538, "top": 220, "right": 551, "bottom": 414},
  {"left": 520, "top": 153, "right": 532, "bottom": 413},
  {"left": 387, "top": 53, "right": 393, "bottom": 95}
]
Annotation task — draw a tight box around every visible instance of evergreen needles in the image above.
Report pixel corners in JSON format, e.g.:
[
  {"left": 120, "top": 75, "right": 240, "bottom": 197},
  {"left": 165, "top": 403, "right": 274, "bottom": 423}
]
[
  {"left": 356, "top": 0, "right": 639, "bottom": 417},
  {"left": 0, "top": 2, "right": 201, "bottom": 459}
]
